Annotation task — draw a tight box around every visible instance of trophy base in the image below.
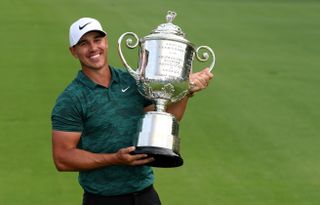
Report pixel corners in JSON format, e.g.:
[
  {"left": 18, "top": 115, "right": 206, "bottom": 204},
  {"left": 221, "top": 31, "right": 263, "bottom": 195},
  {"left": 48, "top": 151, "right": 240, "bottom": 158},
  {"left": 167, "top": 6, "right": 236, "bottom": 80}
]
[{"left": 132, "top": 146, "right": 183, "bottom": 168}]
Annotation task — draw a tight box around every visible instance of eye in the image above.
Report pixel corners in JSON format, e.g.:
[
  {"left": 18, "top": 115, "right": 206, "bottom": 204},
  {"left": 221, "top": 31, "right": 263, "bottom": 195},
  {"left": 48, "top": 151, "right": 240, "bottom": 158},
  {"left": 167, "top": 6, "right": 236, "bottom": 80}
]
[
  {"left": 95, "top": 37, "right": 103, "bottom": 43},
  {"left": 77, "top": 41, "right": 87, "bottom": 47}
]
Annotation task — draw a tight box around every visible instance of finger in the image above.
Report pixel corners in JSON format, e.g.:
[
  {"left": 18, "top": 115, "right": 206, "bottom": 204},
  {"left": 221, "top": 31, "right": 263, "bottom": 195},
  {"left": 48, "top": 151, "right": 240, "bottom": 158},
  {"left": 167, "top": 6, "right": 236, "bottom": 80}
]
[
  {"left": 132, "top": 157, "right": 155, "bottom": 166},
  {"left": 199, "top": 73, "right": 214, "bottom": 85},
  {"left": 201, "top": 68, "right": 214, "bottom": 79},
  {"left": 117, "top": 152, "right": 148, "bottom": 165},
  {"left": 198, "top": 76, "right": 208, "bottom": 86},
  {"left": 189, "top": 80, "right": 199, "bottom": 92},
  {"left": 206, "top": 72, "right": 214, "bottom": 79},
  {"left": 193, "top": 78, "right": 207, "bottom": 89},
  {"left": 129, "top": 153, "right": 149, "bottom": 161},
  {"left": 190, "top": 79, "right": 203, "bottom": 91},
  {"left": 120, "top": 146, "right": 136, "bottom": 154},
  {"left": 202, "top": 67, "right": 210, "bottom": 73}
]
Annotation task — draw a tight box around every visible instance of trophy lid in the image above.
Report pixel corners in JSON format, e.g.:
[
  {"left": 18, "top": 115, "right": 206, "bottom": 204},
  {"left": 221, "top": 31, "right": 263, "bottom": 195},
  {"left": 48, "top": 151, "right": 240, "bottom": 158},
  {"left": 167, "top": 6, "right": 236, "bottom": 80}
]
[
  {"left": 151, "top": 11, "right": 185, "bottom": 37},
  {"left": 142, "top": 11, "right": 192, "bottom": 46}
]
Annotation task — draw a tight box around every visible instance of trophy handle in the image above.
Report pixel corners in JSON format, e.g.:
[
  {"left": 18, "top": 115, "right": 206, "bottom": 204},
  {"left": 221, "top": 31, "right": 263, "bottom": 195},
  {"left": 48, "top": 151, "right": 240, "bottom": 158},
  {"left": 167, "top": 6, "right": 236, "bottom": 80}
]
[
  {"left": 195, "top": 46, "right": 216, "bottom": 72},
  {"left": 117, "top": 32, "right": 140, "bottom": 79}
]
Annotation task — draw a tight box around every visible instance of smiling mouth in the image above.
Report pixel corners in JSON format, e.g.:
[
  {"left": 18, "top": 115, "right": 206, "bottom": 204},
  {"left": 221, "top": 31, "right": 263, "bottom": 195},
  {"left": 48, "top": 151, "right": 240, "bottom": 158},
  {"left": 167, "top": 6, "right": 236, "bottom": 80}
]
[{"left": 89, "top": 54, "right": 100, "bottom": 59}]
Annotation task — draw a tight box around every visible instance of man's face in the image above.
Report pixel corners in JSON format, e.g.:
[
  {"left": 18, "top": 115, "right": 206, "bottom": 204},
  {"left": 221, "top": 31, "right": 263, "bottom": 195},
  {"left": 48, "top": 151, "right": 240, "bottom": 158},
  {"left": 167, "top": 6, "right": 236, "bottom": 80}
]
[{"left": 70, "top": 31, "right": 108, "bottom": 70}]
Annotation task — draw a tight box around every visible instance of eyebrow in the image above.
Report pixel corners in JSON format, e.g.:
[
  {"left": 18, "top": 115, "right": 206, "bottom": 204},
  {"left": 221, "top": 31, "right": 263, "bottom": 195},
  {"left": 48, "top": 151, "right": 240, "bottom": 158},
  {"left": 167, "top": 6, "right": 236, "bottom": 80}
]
[
  {"left": 94, "top": 32, "right": 106, "bottom": 38},
  {"left": 77, "top": 39, "right": 87, "bottom": 45}
]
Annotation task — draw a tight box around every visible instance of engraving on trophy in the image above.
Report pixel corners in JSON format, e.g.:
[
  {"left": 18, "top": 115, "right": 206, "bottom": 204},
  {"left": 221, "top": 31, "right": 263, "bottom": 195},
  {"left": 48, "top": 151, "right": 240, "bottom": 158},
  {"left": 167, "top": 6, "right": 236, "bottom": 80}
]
[
  {"left": 141, "top": 40, "right": 189, "bottom": 80},
  {"left": 140, "top": 81, "right": 175, "bottom": 100},
  {"left": 157, "top": 41, "right": 186, "bottom": 77}
]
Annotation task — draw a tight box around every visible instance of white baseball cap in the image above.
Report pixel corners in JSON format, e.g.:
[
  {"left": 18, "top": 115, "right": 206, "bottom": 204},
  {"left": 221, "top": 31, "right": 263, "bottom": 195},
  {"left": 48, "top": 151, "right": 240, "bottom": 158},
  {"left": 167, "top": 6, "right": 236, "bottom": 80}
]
[{"left": 69, "top": 17, "right": 107, "bottom": 47}]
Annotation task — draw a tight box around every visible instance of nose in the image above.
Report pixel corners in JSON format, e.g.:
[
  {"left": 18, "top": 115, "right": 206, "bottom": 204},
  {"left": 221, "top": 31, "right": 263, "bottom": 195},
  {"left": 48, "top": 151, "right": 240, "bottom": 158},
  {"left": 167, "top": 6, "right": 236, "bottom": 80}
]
[{"left": 88, "top": 41, "right": 98, "bottom": 52}]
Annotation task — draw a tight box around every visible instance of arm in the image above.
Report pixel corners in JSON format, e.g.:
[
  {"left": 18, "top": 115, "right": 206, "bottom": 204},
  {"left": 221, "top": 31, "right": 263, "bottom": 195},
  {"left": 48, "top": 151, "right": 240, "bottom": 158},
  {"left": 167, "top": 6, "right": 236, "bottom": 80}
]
[
  {"left": 52, "top": 130, "right": 154, "bottom": 171},
  {"left": 166, "top": 97, "right": 189, "bottom": 121},
  {"left": 144, "top": 68, "right": 214, "bottom": 121}
]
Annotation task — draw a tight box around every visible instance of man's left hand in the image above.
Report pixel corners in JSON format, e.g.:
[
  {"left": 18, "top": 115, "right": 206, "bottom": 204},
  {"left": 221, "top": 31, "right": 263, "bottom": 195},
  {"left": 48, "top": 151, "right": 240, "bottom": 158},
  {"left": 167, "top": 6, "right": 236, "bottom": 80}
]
[{"left": 189, "top": 68, "right": 214, "bottom": 95}]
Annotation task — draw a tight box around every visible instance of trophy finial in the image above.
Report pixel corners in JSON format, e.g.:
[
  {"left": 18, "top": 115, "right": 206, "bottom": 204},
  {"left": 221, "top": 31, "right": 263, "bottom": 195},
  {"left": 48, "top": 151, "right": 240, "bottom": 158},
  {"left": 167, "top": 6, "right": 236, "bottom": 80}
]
[
  {"left": 166, "top": 11, "right": 177, "bottom": 23},
  {"left": 151, "top": 10, "right": 184, "bottom": 37}
]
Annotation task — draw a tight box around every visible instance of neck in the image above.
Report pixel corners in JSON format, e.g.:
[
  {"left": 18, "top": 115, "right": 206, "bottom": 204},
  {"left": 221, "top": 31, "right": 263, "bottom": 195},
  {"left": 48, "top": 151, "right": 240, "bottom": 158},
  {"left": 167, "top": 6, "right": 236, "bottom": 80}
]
[{"left": 82, "top": 65, "right": 111, "bottom": 87}]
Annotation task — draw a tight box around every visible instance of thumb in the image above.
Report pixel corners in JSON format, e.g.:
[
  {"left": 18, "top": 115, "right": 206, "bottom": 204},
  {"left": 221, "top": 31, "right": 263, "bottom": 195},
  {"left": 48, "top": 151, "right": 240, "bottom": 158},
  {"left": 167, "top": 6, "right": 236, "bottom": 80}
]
[
  {"left": 123, "top": 146, "right": 136, "bottom": 154},
  {"left": 203, "top": 67, "right": 211, "bottom": 74}
]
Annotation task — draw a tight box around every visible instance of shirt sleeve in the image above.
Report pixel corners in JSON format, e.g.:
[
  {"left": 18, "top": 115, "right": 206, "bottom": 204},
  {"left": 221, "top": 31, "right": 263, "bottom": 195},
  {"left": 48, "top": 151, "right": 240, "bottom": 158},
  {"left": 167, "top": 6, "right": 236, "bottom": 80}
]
[
  {"left": 143, "top": 97, "right": 154, "bottom": 108},
  {"left": 51, "top": 92, "right": 83, "bottom": 132}
]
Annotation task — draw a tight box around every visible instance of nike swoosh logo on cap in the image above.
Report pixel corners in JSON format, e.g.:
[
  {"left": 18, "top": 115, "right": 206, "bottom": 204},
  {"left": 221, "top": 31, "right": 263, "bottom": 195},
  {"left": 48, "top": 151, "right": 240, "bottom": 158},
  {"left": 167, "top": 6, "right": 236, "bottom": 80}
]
[{"left": 79, "top": 22, "right": 91, "bottom": 30}]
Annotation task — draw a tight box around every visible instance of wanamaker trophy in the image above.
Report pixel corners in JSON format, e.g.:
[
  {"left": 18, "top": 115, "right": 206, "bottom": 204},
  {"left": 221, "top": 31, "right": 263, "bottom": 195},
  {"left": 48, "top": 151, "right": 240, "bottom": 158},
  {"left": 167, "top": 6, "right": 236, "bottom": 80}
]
[{"left": 117, "top": 11, "right": 216, "bottom": 167}]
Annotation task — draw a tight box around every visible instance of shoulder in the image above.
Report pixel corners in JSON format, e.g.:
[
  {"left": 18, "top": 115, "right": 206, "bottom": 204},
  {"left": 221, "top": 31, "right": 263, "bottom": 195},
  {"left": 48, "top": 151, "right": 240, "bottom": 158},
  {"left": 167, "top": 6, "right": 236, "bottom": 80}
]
[
  {"left": 51, "top": 80, "right": 85, "bottom": 131},
  {"left": 53, "top": 76, "right": 89, "bottom": 111},
  {"left": 51, "top": 79, "right": 85, "bottom": 124},
  {"left": 111, "top": 66, "right": 131, "bottom": 78},
  {"left": 56, "top": 80, "right": 82, "bottom": 102}
]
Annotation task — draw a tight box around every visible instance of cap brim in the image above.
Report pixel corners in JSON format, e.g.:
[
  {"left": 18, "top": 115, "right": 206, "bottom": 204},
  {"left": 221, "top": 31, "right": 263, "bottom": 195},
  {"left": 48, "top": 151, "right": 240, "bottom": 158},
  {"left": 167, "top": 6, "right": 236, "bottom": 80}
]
[{"left": 72, "top": 30, "right": 107, "bottom": 47}]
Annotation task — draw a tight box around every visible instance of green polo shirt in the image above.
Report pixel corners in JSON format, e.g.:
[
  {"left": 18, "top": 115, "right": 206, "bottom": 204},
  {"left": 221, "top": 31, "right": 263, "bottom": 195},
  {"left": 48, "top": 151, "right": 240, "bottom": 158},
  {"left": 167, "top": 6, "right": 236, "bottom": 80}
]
[{"left": 51, "top": 66, "right": 154, "bottom": 196}]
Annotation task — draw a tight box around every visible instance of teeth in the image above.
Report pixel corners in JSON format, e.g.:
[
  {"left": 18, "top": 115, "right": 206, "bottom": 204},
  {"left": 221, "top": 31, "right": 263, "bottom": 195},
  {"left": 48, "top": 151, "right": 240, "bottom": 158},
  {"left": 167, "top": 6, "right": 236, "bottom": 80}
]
[{"left": 90, "top": 54, "right": 100, "bottom": 59}]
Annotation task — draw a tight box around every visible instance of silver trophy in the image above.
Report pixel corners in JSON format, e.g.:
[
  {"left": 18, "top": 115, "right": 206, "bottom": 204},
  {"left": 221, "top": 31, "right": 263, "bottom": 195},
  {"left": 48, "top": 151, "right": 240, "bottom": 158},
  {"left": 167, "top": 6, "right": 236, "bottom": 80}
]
[{"left": 118, "top": 11, "right": 215, "bottom": 167}]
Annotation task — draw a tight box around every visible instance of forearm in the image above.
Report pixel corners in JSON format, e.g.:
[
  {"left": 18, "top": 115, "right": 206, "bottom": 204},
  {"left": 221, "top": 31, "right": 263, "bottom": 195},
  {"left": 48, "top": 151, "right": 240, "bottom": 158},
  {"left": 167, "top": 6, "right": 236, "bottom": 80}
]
[
  {"left": 53, "top": 148, "right": 118, "bottom": 171},
  {"left": 166, "top": 96, "right": 190, "bottom": 121}
]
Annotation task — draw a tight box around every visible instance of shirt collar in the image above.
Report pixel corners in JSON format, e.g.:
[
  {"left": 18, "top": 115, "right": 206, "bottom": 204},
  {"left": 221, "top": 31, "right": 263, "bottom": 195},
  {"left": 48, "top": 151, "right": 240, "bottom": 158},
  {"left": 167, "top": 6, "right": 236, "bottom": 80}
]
[
  {"left": 109, "top": 66, "right": 120, "bottom": 84},
  {"left": 76, "top": 66, "right": 120, "bottom": 89}
]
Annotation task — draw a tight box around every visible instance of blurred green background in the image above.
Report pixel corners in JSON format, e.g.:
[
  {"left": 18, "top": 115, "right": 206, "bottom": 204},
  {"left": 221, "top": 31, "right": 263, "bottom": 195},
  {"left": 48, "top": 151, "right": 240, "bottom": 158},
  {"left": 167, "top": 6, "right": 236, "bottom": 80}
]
[{"left": 0, "top": 0, "right": 319, "bottom": 204}]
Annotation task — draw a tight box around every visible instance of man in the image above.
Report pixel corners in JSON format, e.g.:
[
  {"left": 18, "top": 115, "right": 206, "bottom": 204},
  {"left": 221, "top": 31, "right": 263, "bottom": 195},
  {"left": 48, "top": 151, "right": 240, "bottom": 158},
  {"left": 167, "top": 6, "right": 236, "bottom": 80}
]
[{"left": 51, "top": 17, "right": 213, "bottom": 205}]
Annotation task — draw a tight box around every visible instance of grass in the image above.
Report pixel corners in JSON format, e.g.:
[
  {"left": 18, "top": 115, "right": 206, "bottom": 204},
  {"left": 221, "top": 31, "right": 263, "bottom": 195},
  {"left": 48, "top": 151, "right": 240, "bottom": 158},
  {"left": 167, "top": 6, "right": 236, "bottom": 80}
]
[{"left": 0, "top": 0, "right": 320, "bottom": 204}]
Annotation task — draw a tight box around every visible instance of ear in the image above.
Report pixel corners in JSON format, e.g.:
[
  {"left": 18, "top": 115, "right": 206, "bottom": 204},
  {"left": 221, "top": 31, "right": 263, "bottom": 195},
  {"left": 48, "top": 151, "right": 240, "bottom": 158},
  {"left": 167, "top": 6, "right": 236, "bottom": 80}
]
[
  {"left": 69, "top": 46, "right": 79, "bottom": 59},
  {"left": 105, "top": 37, "right": 108, "bottom": 49}
]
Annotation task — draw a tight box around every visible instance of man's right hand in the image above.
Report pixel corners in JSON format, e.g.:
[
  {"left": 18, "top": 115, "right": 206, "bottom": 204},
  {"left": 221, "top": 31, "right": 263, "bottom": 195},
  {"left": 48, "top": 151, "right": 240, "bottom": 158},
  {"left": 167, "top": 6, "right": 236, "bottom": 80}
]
[{"left": 114, "top": 146, "right": 154, "bottom": 166}]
